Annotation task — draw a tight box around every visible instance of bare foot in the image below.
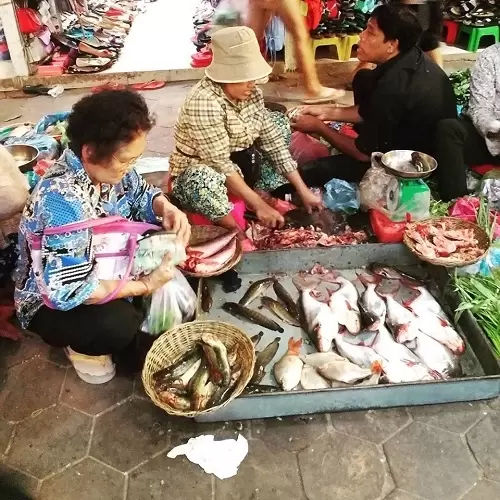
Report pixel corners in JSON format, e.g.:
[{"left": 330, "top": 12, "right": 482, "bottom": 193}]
[{"left": 302, "top": 86, "right": 345, "bottom": 104}]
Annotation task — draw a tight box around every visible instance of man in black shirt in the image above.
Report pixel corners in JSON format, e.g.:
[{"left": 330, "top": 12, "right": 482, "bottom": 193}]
[{"left": 290, "top": 4, "right": 457, "bottom": 187}]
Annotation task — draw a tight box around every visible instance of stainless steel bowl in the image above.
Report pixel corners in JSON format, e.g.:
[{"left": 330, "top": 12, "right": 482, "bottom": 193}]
[
  {"left": 4, "top": 144, "right": 39, "bottom": 173},
  {"left": 381, "top": 150, "right": 437, "bottom": 179}
]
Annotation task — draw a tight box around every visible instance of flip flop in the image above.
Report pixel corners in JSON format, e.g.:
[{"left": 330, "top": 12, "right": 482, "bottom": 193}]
[
  {"left": 302, "top": 88, "right": 346, "bottom": 104},
  {"left": 130, "top": 81, "right": 166, "bottom": 90}
]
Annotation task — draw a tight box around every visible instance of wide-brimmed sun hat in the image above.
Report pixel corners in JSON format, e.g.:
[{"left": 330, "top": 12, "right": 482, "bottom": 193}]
[{"left": 206, "top": 26, "right": 272, "bottom": 84}]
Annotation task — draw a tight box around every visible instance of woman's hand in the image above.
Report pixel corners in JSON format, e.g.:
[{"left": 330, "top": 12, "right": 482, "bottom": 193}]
[
  {"left": 299, "top": 188, "right": 324, "bottom": 214},
  {"left": 140, "top": 253, "right": 175, "bottom": 294},
  {"left": 154, "top": 197, "right": 191, "bottom": 246},
  {"left": 255, "top": 202, "right": 285, "bottom": 228}
]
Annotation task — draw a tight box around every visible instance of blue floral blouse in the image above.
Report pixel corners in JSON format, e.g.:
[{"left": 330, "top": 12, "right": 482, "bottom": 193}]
[{"left": 15, "top": 149, "right": 162, "bottom": 328}]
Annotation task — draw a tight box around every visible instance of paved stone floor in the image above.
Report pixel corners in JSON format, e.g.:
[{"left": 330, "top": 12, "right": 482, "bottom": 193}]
[{"left": 1, "top": 83, "right": 499, "bottom": 500}]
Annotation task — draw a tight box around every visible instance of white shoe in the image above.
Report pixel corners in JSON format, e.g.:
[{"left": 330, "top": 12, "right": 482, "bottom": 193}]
[{"left": 65, "top": 347, "right": 116, "bottom": 384}]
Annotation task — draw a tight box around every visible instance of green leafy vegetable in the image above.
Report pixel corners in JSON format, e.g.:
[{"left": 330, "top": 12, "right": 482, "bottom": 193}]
[
  {"left": 454, "top": 271, "right": 500, "bottom": 357},
  {"left": 449, "top": 69, "right": 471, "bottom": 108},
  {"left": 430, "top": 198, "right": 452, "bottom": 218}
]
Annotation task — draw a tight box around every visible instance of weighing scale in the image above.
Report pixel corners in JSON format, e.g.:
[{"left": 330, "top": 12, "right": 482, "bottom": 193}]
[{"left": 379, "top": 150, "right": 437, "bottom": 222}]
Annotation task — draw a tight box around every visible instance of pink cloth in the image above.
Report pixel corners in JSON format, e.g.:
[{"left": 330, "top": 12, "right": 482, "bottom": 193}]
[{"left": 188, "top": 196, "right": 247, "bottom": 230}]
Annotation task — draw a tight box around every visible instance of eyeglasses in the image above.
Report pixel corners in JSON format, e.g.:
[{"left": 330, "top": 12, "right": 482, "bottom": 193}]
[{"left": 111, "top": 153, "right": 142, "bottom": 169}]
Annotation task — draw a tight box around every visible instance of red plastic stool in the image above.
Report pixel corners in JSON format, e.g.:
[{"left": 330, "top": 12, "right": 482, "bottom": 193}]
[
  {"left": 470, "top": 164, "right": 500, "bottom": 176},
  {"left": 443, "top": 19, "right": 459, "bottom": 45}
]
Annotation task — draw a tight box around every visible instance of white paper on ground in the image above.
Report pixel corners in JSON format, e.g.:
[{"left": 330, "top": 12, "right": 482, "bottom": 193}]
[
  {"left": 134, "top": 156, "right": 169, "bottom": 174},
  {"left": 167, "top": 434, "right": 248, "bottom": 479}
]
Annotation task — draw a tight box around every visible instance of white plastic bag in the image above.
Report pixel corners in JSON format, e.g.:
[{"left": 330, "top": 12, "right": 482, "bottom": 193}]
[{"left": 141, "top": 269, "right": 196, "bottom": 335}]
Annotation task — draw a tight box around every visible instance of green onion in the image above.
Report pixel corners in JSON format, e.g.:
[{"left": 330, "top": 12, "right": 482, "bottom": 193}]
[
  {"left": 454, "top": 271, "right": 500, "bottom": 358},
  {"left": 430, "top": 198, "right": 452, "bottom": 218}
]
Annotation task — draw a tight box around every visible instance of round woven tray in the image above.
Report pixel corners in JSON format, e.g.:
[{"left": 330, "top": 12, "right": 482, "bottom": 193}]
[
  {"left": 181, "top": 225, "right": 242, "bottom": 278},
  {"left": 403, "top": 217, "right": 490, "bottom": 268},
  {"left": 142, "top": 321, "right": 255, "bottom": 418}
]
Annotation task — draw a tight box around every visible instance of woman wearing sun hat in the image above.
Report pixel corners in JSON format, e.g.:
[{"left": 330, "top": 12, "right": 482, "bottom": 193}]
[{"left": 168, "top": 26, "right": 323, "bottom": 233}]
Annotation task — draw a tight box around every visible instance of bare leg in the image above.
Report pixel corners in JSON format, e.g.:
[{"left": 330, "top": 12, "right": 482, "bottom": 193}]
[
  {"left": 246, "top": 2, "right": 273, "bottom": 41},
  {"left": 214, "top": 213, "right": 246, "bottom": 238}
]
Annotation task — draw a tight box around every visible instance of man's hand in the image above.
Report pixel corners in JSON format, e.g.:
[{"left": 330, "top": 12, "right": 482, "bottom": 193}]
[
  {"left": 299, "top": 188, "right": 324, "bottom": 214},
  {"left": 291, "top": 114, "right": 326, "bottom": 135},
  {"left": 297, "top": 105, "right": 332, "bottom": 121}
]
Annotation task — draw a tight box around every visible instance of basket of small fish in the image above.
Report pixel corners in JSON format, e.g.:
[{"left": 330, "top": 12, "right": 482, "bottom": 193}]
[
  {"left": 142, "top": 320, "right": 255, "bottom": 417},
  {"left": 403, "top": 217, "right": 489, "bottom": 267},
  {"left": 179, "top": 226, "right": 242, "bottom": 277}
]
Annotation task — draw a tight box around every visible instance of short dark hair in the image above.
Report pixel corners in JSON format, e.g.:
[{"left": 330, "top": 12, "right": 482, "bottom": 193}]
[
  {"left": 370, "top": 4, "right": 422, "bottom": 53},
  {"left": 67, "top": 90, "right": 155, "bottom": 162}
]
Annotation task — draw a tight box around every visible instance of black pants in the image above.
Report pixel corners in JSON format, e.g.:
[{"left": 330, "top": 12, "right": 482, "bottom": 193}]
[
  {"left": 435, "top": 117, "right": 500, "bottom": 201},
  {"left": 29, "top": 300, "right": 143, "bottom": 356},
  {"left": 272, "top": 155, "right": 370, "bottom": 198}
]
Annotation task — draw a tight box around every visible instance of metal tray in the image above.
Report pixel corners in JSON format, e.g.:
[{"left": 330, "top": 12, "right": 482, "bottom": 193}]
[{"left": 194, "top": 244, "right": 500, "bottom": 422}]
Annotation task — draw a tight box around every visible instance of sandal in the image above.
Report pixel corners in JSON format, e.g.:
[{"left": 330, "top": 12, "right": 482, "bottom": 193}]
[
  {"left": 130, "top": 80, "right": 166, "bottom": 90},
  {"left": 302, "top": 87, "right": 346, "bottom": 104}
]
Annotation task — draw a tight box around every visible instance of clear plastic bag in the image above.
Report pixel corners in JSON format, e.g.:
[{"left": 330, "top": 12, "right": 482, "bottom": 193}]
[
  {"left": 213, "top": 0, "right": 248, "bottom": 26},
  {"left": 359, "top": 152, "right": 396, "bottom": 216},
  {"left": 323, "top": 178, "right": 360, "bottom": 214},
  {"left": 141, "top": 269, "right": 196, "bottom": 336}
]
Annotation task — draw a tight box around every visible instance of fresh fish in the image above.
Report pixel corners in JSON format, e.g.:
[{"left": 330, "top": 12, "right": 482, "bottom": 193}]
[
  {"left": 334, "top": 330, "right": 383, "bottom": 369},
  {"left": 369, "top": 264, "right": 423, "bottom": 286},
  {"left": 195, "top": 239, "right": 237, "bottom": 274},
  {"left": 371, "top": 326, "right": 437, "bottom": 382},
  {"left": 358, "top": 273, "right": 386, "bottom": 330},
  {"left": 187, "top": 229, "right": 238, "bottom": 258},
  {"left": 304, "top": 352, "right": 346, "bottom": 368},
  {"left": 243, "top": 384, "right": 281, "bottom": 394},
  {"left": 159, "top": 390, "right": 191, "bottom": 411},
  {"left": 358, "top": 361, "right": 383, "bottom": 385},
  {"left": 403, "top": 286, "right": 442, "bottom": 316},
  {"left": 300, "top": 364, "right": 330, "bottom": 390},
  {"left": 403, "top": 331, "right": 461, "bottom": 379},
  {"left": 412, "top": 314, "right": 465, "bottom": 355},
  {"left": 329, "top": 289, "right": 361, "bottom": 334},
  {"left": 273, "top": 280, "right": 299, "bottom": 319},
  {"left": 189, "top": 359, "right": 209, "bottom": 393},
  {"left": 317, "top": 360, "right": 372, "bottom": 384},
  {"left": 193, "top": 381, "right": 217, "bottom": 411},
  {"left": 201, "top": 333, "right": 231, "bottom": 386},
  {"left": 201, "top": 280, "right": 212, "bottom": 313},
  {"left": 209, "top": 367, "right": 242, "bottom": 406},
  {"left": 152, "top": 346, "right": 201, "bottom": 383},
  {"left": 331, "top": 276, "right": 360, "bottom": 308},
  {"left": 250, "top": 332, "right": 264, "bottom": 347},
  {"left": 376, "top": 282, "right": 421, "bottom": 340},
  {"left": 200, "top": 343, "right": 223, "bottom": 385},
  {"left": 301, "top": 289, "right": 338, "bottom": 352},
  {"left": 251, "top": 337, "right": 280, "bottom": 384},
  {"left": 273, "top": 337, "right": 304, "bottom": 391},
  {"left": 261, "top": 296, "right": 301, "bottom": 327},
  {"left": 223, "top": 302, "right": 284, "bottom": 333},
  {"left": 239, "top": 277, "right": 274, "bottom": 306}
]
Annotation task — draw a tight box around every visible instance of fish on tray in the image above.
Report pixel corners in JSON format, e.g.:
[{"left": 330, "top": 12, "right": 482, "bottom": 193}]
[
  {"left": 317, "top": 359, "right": 373, "bottom": 384},
  {"left": 239, "top": 278, "right": 274, "bottom": 307},
  {"left": 273, "top": 280, "right": 300, "bottom": 319},
  {"left": 300, "top": 364, "right": 331, "bottom": 390},
  {"left": 223, "top": 302, "right": 284, "bottom": 333},
  {"left": 274, "top": 337, "right": 304, "bottom": 391},
  {"left": 261, "top": 296, "right": 301, "bottom": 327},
  {"left": 357, "top": 272, "right": 386, "bottom": 330},
  {"left": 300, "top": 288, "right": 338, "bottom": 352},
  {"left": 251, "top": 337, "right": 280, "bottom": 384}
]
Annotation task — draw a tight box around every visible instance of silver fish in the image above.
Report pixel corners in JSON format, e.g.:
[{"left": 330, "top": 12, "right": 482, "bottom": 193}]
[
  {"left": 358, "top": 273, "right": 386, "bottom": 330},
  {"left": 301, "top": 289, "right": 338, "bottom": 352},
  {"left": 400, "top": 330, "right": 461, "bottom": 379},
  {"left": 334, "top": 330, "right": 383, "bottom": 369},
  {"left": 329, "top": 290, "right": 361, "bottom": 334},
  {"left": 304, "top": 352, "right": 346, "bottom": 368}
]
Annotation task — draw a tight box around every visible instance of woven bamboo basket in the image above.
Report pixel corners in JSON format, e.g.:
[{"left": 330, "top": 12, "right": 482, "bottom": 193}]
[
  {"left": 181, "top": 225, "right": 242, "bottom": 277},
  {"left": 403, "top": 217, "right": 490, "bottom": 268},
  {"left": 142, "top": 321, "right": 255, "bottom": 417}
]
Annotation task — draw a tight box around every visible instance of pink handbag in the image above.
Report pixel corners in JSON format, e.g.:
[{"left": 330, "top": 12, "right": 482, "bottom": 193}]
[{"left": 30, "top": 216, "right": 160, "bottom": 307}]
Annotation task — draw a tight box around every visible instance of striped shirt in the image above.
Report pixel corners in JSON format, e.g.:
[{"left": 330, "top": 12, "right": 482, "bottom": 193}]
[{"left": 169, "top": 77, "right": 297, "bottom": 178}]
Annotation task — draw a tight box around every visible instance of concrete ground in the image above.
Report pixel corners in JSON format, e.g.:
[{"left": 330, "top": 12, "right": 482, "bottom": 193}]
[{"left": 0, "top": 82, "right": 499, "bottom": 500}]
